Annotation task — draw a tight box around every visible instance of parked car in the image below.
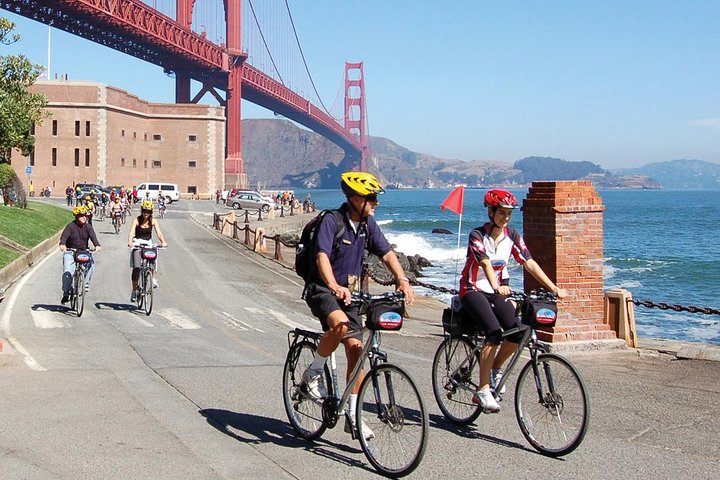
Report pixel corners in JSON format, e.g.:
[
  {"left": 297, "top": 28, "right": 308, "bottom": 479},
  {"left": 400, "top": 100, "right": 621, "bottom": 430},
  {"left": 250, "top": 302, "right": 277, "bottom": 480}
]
[
  {"left": 225, "top": 191, "right": 277, "bottom": 212},
  {"left": 136, "top": 182, "right": 180, "bottom": 204},
  {"left": 75, "top": 183, "right": 110, "bottom": 197}
]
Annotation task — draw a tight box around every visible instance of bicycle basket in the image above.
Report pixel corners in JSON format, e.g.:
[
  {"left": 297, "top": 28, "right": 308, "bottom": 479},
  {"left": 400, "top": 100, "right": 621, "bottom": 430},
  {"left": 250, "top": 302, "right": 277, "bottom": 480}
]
[
  {"left": 441, "top": 306, "right": 476, "bottom": 337},
  {"left": 74, "top": 251, "right": 91, "bottom": 263},
  {"left": 521, "top": 299, "right": 558, "bottom": 329},
  {"left": 366, "top": 297, "right": 404, "bottom": 331},
  {"left": 141, "top": 248, "right": 158, "bottom": 260}
]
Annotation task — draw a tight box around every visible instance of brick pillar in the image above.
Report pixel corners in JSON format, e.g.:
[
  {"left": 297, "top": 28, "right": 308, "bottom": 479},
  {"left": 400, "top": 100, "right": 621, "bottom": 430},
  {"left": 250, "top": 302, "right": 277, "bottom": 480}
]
[{"left": 522, "top": 181, "right": 616, "bottom": 343}]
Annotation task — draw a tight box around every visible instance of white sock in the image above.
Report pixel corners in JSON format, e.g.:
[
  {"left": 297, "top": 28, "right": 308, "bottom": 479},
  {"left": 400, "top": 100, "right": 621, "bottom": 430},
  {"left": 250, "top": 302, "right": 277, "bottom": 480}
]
[
  {"left": 349, "top": 394, "right": 358, "bottom": 416},
  {"left": 309, "top": 353, "right": 327, "bottom": 372}
]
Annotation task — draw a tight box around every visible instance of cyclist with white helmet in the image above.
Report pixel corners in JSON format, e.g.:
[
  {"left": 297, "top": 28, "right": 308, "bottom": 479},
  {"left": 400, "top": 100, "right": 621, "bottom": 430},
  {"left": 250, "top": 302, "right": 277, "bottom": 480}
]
[
  {"left": 459, "top": 189, "right": 567, "bottom": 413},
  {"left": 127, "top": 200, "right": 167, "bottom": 302},
  {"left": 300, "top": 171, "right": 415, "bottom": 440}
]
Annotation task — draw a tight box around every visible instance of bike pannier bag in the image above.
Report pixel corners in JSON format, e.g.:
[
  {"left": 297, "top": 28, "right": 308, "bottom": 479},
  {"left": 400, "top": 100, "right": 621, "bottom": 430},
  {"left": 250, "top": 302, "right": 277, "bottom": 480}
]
[
  {"left": 142, "top": 248, "right": 158, "bottom": 261},
  {"left": 442, "top": 306, "right": 475, "bottom": 337},
  {"left": 366, "top": 298, "right": 404, "bottom": 331},
  {"left": 75, "top": 251, "right": 91, "bottom": 263},
  {"left": 522, "top": 300, "right": 558, "bottom": 329}
]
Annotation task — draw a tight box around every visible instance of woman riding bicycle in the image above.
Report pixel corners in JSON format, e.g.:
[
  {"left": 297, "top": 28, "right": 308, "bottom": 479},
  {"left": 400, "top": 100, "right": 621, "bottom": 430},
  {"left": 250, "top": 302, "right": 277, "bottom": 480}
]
[
  {"left": 459, "top": 189, "right": 567, "bottom": 413},
  {"left": 127, "top": 200, "right": 167, "bottom": 302}
]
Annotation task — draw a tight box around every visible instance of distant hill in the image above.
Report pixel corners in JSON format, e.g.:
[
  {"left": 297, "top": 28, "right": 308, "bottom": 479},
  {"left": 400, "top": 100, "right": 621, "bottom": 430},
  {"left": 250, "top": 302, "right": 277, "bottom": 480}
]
[
  {"left": 616, "top": 160, "right": 720, "bottom": 189},
  {"left": 241, "top": 119, "right": 661, "bottom": 189}
]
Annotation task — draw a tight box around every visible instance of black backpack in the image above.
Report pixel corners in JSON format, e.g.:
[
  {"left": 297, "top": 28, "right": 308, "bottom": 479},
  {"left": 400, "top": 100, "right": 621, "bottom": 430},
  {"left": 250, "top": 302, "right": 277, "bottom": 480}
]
[{"left": 295, "top": 209, "right": 346, "bottom": 283}]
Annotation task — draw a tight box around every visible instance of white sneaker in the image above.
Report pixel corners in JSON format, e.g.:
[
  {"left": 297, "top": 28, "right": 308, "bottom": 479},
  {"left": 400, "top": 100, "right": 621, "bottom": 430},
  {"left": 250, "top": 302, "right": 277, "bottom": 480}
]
[
  {"left": 491, "top": 368, "right": 506, "bottom": 395},
  {"left": 300, "top": 368, "right": 327, "bottom": 400},
  {"left": 130, "top": 290, "right": 137, "bottom": 302},
  {"left": 345, "top": 416, "right": 375, "bottom": 441},
  {"left": 472, "top": 388, "right": 500, "bottom": 413},
  {"left": 152, "top": 278, "right": 158, "bottom": 289}
]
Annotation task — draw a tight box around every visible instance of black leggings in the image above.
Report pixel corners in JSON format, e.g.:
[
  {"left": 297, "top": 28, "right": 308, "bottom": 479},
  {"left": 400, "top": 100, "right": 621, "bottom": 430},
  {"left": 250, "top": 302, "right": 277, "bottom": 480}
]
[{"left": 460, "top": 290, "right": 520, "bottom": 344}]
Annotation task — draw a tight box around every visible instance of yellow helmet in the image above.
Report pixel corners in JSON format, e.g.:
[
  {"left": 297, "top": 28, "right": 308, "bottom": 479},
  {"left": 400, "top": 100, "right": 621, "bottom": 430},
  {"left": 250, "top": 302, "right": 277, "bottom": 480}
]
[
  {"left": 141, "top": 200, "right": 154, "bottom": 211},
  {"left": 340, "top": 171, "right": 385, "bottom": 197},
  {"left": 72, "top": 205, "right": 88, "bottom": 216}
]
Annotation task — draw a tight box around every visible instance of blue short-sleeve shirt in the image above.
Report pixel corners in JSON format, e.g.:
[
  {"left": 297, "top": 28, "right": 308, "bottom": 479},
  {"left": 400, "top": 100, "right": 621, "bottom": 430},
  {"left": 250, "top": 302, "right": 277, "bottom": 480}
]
[{"left": 314, "top": 203, "right": 392, "bottom": 287}]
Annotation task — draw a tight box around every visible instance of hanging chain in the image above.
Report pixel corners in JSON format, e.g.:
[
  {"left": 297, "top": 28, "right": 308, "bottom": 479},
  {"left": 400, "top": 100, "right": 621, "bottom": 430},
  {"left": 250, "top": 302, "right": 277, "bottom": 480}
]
[
  {"left": 365, "top": 268, "right": 459, "bottom": 295},
  {"left": 633, "top": 299, "right": 720, "bottom": 316}
]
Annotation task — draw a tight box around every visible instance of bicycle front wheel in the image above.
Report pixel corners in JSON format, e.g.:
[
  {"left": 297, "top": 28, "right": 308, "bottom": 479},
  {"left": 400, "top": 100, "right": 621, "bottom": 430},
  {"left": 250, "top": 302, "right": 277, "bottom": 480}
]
[
  {"left": 431, "top": 337, "right": 482, "bottom": 424},
  {"left": 515, "top": 353, "right": 590, "bottom": 457},
  {"left": 357, "top": 363, "right": 428, "bottom": 478},
  {"left": 74, "top": 270, "right": 85, "bottom": 317},
  {"left": 114, "top": 218, "right": 120, "bottom": 234},
  {"left": 282, "top": 340, "right": 327, "bottom": 440},
  {"left": 136, "top": 270, "right": 145, "bottom": 310},
  {"left": 143, "top": 270, "right": 154, "bottom": 315}
]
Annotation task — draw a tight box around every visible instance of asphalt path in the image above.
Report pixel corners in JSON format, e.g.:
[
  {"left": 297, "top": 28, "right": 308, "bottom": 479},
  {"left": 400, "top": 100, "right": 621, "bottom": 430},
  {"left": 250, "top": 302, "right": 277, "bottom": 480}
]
[{"left": 1, "top": 200, "right": 718, "bottom": 479}]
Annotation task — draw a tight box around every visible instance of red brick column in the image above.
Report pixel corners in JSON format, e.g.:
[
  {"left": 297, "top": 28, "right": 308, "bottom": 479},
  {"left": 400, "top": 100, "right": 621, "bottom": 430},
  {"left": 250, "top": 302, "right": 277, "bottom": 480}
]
[{"left": 522, "top": 181, "right": 616, "bottom": 342}]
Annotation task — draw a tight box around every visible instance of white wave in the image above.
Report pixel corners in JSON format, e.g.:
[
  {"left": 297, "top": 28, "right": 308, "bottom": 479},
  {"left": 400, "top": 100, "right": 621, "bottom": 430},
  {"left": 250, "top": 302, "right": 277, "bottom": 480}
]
[
  {"left": 376, "top": 219, "right": 393, "bottom": 226},
  {"left": 603, "top": 264, "right": 619, "bottom": 279},
  {"left": 386, "top": 232, "right": 465, "bottom": 262}
]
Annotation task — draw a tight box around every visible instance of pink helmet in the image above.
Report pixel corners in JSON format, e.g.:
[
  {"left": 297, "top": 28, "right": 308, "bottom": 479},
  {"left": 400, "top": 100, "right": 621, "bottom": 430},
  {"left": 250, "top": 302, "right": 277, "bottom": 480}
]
[{"left": 484, "top": 189, "right": 519, "bottom": 209}]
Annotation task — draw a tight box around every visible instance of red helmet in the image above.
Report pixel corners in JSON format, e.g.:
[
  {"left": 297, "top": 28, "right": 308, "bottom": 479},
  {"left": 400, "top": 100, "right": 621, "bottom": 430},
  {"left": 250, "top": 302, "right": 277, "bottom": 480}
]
[{"left": 484, "top": 189, "right": 519, "bottom": 209}]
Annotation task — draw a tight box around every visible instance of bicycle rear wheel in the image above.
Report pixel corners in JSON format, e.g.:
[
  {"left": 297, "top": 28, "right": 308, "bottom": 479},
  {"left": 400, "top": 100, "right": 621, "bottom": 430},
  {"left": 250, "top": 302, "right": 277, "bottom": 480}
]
[
  {"left": 143, "top": 270, "right": 154, "bottom": 315},
  {"left": 431, "top": 336, "right": 482, "bottom": 424},
  {"left": 136, "top": 270, "right": 145, "bottom": 310},
  {"left": 515, "top": 353, "right": 590, "bottom": 457},
  {"left": 114, "top": 217, "right": 120, "bottom": 234},
  {"left": 282, "top": 340, "right": 327, "bottom": 440},
  {"left": 357, "top": 363, "right": 428, "bottom": 478},
  {"left": 74, "top": 269, "right": 85, "bottom": 317}
]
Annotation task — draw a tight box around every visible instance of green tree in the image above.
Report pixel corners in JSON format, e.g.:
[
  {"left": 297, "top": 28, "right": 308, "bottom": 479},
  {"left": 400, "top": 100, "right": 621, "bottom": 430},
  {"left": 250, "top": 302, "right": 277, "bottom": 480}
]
[
  {"left": 1, "top": 17, "right": 48, "bottom": 163},
  {"left": 1, "top": 17, "right": 49, "bottom": 207}
]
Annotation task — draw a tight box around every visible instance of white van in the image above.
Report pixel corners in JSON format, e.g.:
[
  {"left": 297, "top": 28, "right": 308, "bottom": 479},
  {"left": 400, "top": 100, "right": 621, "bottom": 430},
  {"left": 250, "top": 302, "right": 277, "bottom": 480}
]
[{"left": 136, "top": 182, "right": 180, "bottom": 204}]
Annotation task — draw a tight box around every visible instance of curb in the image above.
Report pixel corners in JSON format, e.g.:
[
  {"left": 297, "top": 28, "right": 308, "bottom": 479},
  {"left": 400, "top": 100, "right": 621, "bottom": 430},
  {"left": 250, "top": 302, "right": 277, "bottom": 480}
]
[{"left": 0, "top": 230, "right": 62, "bottom": 353}]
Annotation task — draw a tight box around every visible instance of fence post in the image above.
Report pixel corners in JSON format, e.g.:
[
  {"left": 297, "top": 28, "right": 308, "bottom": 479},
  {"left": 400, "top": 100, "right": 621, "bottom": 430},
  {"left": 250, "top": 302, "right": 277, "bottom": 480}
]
[
  {"left": 274, "top": 235, "right": 284, "bottom": 261},
  {"left": 604, "top": 289, "right": 638, "bottom": 347},
  {"left": 522, "top": 180, "right": 617, "bottom": 343},
  {"left": 280, "top": 206, "right": 285, "bottom": 218},
  {"left": 244, "top": 210, "right": 250, "bottom": 224},
  {"left": 244, "top": 225, "right": 251, "bottom": 246}
]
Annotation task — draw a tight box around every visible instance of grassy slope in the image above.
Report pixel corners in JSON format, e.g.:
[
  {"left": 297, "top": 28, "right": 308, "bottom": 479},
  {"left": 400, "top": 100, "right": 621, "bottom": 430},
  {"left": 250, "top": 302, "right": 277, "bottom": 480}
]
[{"left": 0, "top": 201, "right": 69, "bottom": 250}]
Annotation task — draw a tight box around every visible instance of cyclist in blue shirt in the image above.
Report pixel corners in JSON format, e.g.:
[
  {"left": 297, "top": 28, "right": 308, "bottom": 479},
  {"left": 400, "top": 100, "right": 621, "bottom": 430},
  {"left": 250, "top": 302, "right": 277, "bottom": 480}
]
[{"left": 300, "top": 172, "right": 415, "bottom": 440}]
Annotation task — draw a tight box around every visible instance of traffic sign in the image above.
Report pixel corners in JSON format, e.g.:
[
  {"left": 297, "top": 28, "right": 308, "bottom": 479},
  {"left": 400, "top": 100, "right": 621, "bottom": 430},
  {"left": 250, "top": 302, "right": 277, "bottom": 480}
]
[{"left": 25, "top": 166, "right": 32, "bottom": 174}]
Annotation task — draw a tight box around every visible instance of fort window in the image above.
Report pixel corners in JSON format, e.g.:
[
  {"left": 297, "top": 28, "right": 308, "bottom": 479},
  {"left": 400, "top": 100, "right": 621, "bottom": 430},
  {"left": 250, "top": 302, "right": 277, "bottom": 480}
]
[
  {"left": 29, "top": 150, "right": 34, "bottom": 166},
  {"left": 144, "top": 159, "right": 148, "bottom": 168},
  {"left": 121, "top": 129, "right": 125, "bottom": 137},
  {"left": 85, "top": 121, "right": 90, "bottom": 136},
  {"left": 121, "top": 158, "right": 125, "bottom": 167},
  {"left": 188, "top": 135, "right": 197, "bottom": 142},
  {"left": 133, "top": 158, "right": 137, "bottom": 167},
  {"left": 52, "top": 148, "right": 57, "bottom": 167},
  {"left": 85, "top": 149, "right": 90, "bottom": 167},
  {"left": 52, "top": 120, "right": 58, "bottom": 136},
  {"left": 75, "top": 121, "right": 80, "bottom": 136},
  {"left": 74, "top": 149, "right": 80, "bottom": 167},
  {"left": 188, "top": 160, "right": 197, "bottom": 168},
  {"left": 153, "top": 134, "right": 162, "bottom": 141},
  {"left": 187, "top": 186, "right": 197, "bottom": 194},
  {"left": 133, "top": 132, "right": 137, "bottom": 140},
  {"left": 152, "top": 160, "right": 162, "bottom": 168},
  {"left": 144, "top": 133, "right": 147, "bottom": 141}
]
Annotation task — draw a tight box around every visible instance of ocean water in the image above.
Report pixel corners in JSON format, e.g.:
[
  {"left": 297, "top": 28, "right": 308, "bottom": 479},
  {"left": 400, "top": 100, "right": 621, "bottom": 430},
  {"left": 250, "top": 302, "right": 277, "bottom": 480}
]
[{"left": 297, "top": 188, "right": 720, "bottom": 345}]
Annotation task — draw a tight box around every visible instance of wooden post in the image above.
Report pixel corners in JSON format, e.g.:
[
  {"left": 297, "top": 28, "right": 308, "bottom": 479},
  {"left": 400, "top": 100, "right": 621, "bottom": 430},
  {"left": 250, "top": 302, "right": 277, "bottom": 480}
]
[{"left": 522, "top": 181, "right": 617, "bottom": 343}]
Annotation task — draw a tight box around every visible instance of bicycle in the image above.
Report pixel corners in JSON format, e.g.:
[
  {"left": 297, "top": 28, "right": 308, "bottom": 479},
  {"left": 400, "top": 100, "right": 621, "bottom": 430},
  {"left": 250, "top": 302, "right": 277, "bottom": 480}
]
[
  {"left": 130, "top": 239, "right": 162, "bottom": 316},
  {"left": 65, "top": 248, "right": 95, "bottom": 317},
  {"left": 158, "top": 202, "right": 166, "bottom": 219},
  {"left": 96, "top": 202, "right": 105, "bottom": 221},
  {"left": 283, "top": 291, "right": 429, "bottom": 478},
  {"left": 431, "top": 289, "right": 590, "bottom": 457},
  {"left": 112, "top": 210, "right": 122, "bottom": 234}
]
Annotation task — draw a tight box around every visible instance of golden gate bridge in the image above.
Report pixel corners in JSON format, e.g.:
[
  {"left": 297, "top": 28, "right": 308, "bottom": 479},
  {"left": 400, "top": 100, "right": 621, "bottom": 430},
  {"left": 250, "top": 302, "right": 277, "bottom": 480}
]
[{"left": 0, "top": 0, "right": 368, "bottom": 188}]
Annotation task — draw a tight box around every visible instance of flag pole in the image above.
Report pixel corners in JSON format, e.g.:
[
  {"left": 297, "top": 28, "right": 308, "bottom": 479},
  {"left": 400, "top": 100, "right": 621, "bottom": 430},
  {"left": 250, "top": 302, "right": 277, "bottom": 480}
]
[{"left": 453, "top": 212, "right": 463, "bottom": 290}]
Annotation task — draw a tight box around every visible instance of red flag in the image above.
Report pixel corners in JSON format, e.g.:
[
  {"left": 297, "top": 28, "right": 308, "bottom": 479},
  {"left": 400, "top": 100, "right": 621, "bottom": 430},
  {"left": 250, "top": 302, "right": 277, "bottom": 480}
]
[{"left": 440, "top": 186, "right": 464, "bottom": 215}]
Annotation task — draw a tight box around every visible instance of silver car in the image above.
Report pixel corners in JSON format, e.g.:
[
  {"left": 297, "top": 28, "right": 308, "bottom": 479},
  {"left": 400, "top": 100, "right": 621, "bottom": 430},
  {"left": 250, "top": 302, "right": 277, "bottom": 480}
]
[{"left": 225, "top": 191, "right": 277, "bottom": 212}]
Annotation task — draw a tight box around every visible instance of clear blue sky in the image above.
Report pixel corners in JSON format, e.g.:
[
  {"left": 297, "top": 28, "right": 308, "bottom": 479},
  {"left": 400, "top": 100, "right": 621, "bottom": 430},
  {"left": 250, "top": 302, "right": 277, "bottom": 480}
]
[{"left": 3, "top": 0, "right": 720, "bottom": 169}]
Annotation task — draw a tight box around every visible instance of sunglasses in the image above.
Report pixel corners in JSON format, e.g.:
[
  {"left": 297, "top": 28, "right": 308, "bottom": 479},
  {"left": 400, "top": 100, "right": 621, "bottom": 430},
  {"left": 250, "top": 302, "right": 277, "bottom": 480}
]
[{"left": 364, "top": 194, "right": 378, "bottom": 203}]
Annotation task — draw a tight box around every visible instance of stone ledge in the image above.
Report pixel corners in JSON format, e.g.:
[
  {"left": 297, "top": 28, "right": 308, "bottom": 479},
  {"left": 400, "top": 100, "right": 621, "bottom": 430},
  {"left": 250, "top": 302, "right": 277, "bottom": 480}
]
[{"left": 542, "top": 338, "right": 628, "bottom": 354}]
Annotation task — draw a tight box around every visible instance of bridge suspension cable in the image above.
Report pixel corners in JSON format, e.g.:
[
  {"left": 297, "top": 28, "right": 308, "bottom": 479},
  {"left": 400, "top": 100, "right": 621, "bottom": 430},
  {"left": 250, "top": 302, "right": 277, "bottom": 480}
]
[{"left": 247, "top": 0, "right": 284, "bottom": 84}]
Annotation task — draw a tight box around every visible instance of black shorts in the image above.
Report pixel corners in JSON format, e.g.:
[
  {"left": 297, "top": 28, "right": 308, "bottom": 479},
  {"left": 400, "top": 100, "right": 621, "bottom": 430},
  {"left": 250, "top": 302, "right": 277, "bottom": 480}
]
[{"left": 304, "top": 283, "right": 362, "bottom": 332}]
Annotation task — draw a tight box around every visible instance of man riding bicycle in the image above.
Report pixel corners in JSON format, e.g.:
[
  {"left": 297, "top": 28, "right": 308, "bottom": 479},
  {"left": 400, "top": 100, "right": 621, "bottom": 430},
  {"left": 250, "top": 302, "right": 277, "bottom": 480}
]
[
  {"left": 59, "top": 205, "right": 102, "bottom": 303},
  {"left": 300, "top": 171, "right": 415, "bottom": 440}
]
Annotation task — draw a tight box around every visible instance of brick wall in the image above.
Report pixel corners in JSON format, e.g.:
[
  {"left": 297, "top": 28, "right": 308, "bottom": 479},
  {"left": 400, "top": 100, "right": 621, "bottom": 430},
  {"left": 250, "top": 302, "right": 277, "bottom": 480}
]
[
  {"left": 11, "top": 80, "right": 225, "bottom": 196},
  {"left": 523, "top": 181, "right": 616, "bottom": 342}
]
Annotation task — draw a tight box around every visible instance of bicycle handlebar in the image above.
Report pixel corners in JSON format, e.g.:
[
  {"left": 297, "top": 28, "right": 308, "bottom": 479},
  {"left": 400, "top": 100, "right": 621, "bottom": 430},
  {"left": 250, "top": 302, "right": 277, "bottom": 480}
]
[
  {"left": 507, "top": 289, "right": 557, "bottom": 304},
  {"left": 349, "top": 291, "right": 405, "bottom": 305}
]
